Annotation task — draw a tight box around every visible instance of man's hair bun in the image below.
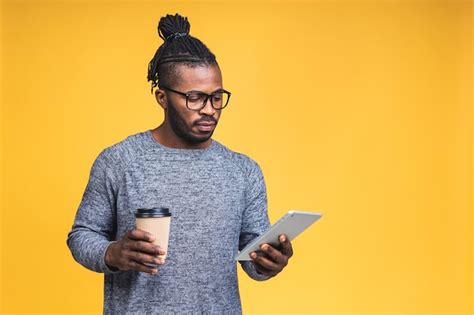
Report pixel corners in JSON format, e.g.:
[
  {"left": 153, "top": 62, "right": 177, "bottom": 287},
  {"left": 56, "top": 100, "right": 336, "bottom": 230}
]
[
  {"left": 147, "top": 13, "right": 218, "bottom": 93},
  {"left": 158, "top": 13, "right": 191, "bottom": 42}
]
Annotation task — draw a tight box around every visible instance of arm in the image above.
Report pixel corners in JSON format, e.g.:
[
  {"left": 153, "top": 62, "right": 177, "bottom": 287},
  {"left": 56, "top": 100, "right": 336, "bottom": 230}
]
[
  {"left": 67, "top": 148, "right": 169, "bottom": 275},
  {"left": 238, "top": 160, "right": 272, "bottom": 281},
  {"left": 66, "top": 148, "right": 119, "bottom": 274}
]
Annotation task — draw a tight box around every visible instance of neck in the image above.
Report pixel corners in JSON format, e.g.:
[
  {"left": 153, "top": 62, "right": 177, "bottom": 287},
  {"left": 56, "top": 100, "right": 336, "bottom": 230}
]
[{"left": 151, "top": 124, "right": 212, "bottom": 149}]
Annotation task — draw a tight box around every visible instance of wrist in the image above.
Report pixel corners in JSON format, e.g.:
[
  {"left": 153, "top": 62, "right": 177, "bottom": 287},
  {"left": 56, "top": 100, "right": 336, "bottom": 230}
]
[{"left": 105, "top": 241, "right": 119, "bottom": 271}]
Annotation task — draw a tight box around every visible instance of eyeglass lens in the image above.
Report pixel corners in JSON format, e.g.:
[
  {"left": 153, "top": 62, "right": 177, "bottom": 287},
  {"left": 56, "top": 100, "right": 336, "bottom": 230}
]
[{"left": 187, "top": 92, "right": 229, "bottom": 110}]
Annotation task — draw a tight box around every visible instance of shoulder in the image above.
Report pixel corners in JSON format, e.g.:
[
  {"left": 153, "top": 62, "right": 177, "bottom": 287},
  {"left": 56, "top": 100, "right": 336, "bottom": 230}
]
[
  {"left": 93, "top": 130, "right": 149, "bottom": 173},
  {"left": 213, "top": 140, "right": 264, "bottom": 178}
]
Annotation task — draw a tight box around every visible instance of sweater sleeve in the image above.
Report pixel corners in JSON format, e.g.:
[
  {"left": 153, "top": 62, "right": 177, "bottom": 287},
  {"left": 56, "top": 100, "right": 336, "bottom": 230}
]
[
  {"left": 66, "top": 148, "right": 120, "bottom": 274},
  {"left": 238, "top": 160, "right": 272, "bottom": 281}
]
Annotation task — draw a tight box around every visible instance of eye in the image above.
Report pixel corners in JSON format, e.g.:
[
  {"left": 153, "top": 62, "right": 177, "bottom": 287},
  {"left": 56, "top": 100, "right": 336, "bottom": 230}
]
[
  {"left": 187, "top": 93, "right": 204, "bottom": 102},
  {"left": 212, "top": 93, "right": 223, "bottom": 101}
]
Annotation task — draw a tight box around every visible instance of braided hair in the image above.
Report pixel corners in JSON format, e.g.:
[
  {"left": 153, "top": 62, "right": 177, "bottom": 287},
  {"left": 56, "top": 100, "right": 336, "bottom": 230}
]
[{"left": 147, "top": 13, "right": 218, "bottom": 94}]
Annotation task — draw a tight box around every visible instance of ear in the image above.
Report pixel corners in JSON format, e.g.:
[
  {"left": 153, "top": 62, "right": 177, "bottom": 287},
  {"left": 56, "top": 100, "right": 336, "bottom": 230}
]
[{"left": 155, "top": 89, "right": 167, "bottom": 109}]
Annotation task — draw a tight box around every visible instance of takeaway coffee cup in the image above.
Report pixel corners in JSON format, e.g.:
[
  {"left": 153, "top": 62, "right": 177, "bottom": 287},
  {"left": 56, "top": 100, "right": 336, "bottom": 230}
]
[{"left": 135, "top": 207, "right": 172, "bottom": 261}]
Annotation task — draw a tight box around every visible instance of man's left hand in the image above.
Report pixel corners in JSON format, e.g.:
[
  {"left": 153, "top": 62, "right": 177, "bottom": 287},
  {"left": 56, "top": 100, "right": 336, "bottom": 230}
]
[{"left": 250, "top": 234, "right": 293, "bottom": 278}]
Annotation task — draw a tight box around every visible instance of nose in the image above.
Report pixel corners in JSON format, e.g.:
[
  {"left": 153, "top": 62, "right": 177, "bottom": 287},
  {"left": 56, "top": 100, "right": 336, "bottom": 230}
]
[{"left": 199, "top": 96, "right": 216, "bottom": 116}]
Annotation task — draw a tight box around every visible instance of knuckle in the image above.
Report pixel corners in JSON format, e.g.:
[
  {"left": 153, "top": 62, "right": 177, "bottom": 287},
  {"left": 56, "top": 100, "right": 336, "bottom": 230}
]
[
  {"left": 144, "top": 242, "right": 155, "bottom": 253},
  {"left": 132, "top": 252, "right": 141, "bottom": 261},
  {"left": 130, "top": 229, "right": 140, "bottom": 238},
  {"left": 133, "top": 241, "right": 143, "bottom": 251},
  {"left": 135, "top": 252, "right": 146, "bottom": 262},
  {"left": 122, "top": 241, "right": 131, "bottom": 250},
  {"left": 139, "top": 241, "right": 150, "bottom": 252},
  {"left": 137, "top": 253, "right": 153, "bottom": 264},
  {"left": 143, "top": 242, "right": 156, "bottom": 254},
  {"left": 122, "top": 249, "right": 132, "bottom": 258}
]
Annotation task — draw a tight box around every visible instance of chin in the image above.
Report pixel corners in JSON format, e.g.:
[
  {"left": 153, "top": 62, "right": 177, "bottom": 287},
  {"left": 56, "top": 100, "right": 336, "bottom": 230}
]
[{"left": 184, "top": 132, "right": 213, "bottom": 145}]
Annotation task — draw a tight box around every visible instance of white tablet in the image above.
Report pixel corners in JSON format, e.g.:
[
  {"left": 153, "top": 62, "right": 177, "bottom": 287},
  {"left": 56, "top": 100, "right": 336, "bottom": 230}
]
[{"left": 235, "top": 210, "right": 322, "bottom": 261}]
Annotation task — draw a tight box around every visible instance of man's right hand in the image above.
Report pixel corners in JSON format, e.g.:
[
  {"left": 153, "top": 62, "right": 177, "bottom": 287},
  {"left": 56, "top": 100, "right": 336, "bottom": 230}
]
[{"left": 105, "top": 229, "right": 166, "bottom": 275}]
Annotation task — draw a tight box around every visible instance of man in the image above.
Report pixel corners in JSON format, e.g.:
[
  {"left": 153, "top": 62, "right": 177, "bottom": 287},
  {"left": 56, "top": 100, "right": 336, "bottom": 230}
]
[{"left": 67, "top": 13, "right": 293, "bottom": 314}]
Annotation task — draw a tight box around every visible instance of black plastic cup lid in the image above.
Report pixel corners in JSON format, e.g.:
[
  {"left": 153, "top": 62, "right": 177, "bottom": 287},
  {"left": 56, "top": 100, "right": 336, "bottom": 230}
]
[{"left": 135, "top": 207, "right": 172, "bottom": 218}]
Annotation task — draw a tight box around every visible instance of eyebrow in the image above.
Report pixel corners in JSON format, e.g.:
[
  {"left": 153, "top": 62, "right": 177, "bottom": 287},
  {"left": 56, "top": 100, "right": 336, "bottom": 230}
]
[{"left": 187, "top": 88, "right": 224, "bottom": 94}]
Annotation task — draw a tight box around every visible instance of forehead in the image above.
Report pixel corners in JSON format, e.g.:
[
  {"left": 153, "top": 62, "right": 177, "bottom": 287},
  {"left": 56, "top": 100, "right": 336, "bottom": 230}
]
[{"left": 173, "top": 64, "right": 222, "bottom": 92}]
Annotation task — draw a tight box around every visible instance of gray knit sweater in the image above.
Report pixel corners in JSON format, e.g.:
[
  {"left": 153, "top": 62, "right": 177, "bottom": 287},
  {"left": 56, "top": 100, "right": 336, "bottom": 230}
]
[{"left": 67, "top": 130, "right": 271, "bottom": 314}]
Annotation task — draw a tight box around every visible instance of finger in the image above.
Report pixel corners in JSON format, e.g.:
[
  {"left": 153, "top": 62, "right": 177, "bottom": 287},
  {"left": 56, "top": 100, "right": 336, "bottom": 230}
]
[
  {"left": 254, "top": 263, "right": 275, "bottom": 276},
  {"left": 252, "top": 251, "right": 280, "bottom": 271},
  {"left": 128, "top": 229, "right": 155, "bottom": 242},
  {"left": 279, "top": 234, "right": 293, "bottom": 258},
  {"left": 127, "top": 259, "right": 158, "bottom": 274},
  {"left": 124, "top": 250, "right": 164, "bottom": 266},
  {"left": 126, "top": 240, "right": 165, "bottom": 256},
  {"left": 250, "top": 252, "right": 271, "bottom": 274},
  {"left": 259, "top": 243, "right": 287, "bottom": 265}
]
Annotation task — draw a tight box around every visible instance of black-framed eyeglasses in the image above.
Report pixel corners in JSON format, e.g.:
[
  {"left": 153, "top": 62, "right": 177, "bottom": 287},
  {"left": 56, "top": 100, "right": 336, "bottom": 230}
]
[{"left": 160, "top": 85, "right": 231, "bottom": 111}]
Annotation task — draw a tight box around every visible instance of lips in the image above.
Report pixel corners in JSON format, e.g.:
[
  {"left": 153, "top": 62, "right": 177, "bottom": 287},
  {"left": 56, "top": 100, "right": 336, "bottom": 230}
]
[{"left": 195, "top": 122, "right": 216, "bottom": 132}]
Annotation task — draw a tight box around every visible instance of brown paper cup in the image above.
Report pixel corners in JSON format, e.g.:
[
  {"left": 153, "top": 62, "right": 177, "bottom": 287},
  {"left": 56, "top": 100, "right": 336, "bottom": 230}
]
[{"left": 135, "top": 207, "right": 172, "bottom": 261}]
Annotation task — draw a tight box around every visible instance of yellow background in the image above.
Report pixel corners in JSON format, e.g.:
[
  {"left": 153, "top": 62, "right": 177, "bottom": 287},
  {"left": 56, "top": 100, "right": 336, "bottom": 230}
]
[{"left": 1, "top": 0, "right": 472, "bottom": 314}]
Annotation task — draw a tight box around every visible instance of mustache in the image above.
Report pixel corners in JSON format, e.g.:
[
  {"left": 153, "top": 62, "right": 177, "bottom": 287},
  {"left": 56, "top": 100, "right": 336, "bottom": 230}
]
[{"left": 194, "top": 117, "right": 217, "bottom": 124}]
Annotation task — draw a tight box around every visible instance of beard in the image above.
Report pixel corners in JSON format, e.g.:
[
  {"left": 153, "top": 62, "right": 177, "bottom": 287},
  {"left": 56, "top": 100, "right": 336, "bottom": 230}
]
[{"left": 167, "top": 99, "right": 217, "bottom": 145}]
